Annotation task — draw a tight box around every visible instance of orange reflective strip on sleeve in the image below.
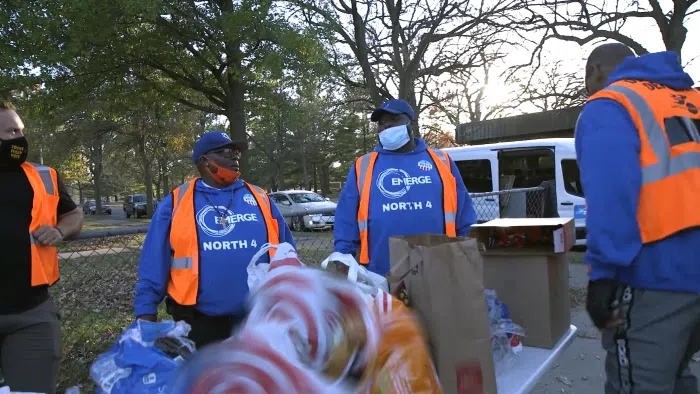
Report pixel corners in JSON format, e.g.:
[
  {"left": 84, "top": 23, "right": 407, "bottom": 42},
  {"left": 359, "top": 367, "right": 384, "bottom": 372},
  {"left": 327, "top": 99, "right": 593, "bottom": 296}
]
[
  {"left": 356, "top": 152, "right": 379, "bottom": 265},
  {"left": 428, "top": 149, "right": 457, "bottom": 237},
  {"left": 247, "top": 183, "right": 280, "bottom": 257}
]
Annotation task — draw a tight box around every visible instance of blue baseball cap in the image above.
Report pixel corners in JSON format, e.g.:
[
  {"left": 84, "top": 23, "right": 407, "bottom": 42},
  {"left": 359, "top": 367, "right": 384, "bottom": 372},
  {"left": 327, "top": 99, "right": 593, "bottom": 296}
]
[
  {"left": 191, "top": 131, "right": 247, "bottom": 164},
  {"left": 370, "top": 99, "right": 415, "bottom": 122}
]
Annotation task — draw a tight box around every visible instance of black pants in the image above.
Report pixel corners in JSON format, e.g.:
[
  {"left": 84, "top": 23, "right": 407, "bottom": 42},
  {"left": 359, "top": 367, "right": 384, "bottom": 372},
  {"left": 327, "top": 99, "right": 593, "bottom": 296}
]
[
  {"left": 0, "top": 297, "right": 61, "bottom": 394},
  {"left": 166, "top": 298, "right": 246, "bottom": 349}
]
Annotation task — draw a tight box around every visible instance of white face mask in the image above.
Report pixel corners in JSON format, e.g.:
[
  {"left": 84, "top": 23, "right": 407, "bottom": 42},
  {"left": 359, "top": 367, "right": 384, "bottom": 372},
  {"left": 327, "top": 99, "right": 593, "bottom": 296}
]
[{"left": 378, "top": 124, "right": 411, "bottom": 151}]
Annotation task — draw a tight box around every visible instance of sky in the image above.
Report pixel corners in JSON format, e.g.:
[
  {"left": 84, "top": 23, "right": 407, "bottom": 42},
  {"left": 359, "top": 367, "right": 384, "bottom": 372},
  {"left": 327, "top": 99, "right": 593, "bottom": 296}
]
[{"left": 478, "top": 4, "right": 699, "bottom": 111}]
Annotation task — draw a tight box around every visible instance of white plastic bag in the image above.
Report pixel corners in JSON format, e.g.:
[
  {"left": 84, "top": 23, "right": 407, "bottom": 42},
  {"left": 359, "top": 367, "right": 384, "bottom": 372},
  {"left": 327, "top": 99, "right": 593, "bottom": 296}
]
[
  {"left": 320, "top": 252, "right": 389, "bottom": 295},
  {"left": 247, "top": 242, "right": 304, "bottom": 291}
]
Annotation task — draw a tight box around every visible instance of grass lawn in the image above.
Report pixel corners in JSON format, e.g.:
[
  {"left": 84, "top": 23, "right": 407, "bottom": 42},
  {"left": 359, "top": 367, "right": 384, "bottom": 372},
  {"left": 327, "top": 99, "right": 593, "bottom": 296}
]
[
  {"left": 51, "top": 231, "right": 334, "bottom": 392},
  {"left": 81, "top": 216, "right": 150, "bottom": 232},
  {"left": 53, "top": 249, "right": 143, "bottom": 392}
]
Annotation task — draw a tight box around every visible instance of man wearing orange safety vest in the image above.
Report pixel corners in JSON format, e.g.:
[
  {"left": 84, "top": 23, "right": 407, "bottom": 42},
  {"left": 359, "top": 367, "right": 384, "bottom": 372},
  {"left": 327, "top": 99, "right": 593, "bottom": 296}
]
[
  {"left": 577, "top": 43, "right": 700, "bottom": 393},
  {"left": 0, "top": 101, "right": 84, "bottom": 393},
  {"left": 134, "top": 131, "right": 295, "bottom": 347},
  {"left": 334, "top": 99, "right": 477, "bottom": 275}
]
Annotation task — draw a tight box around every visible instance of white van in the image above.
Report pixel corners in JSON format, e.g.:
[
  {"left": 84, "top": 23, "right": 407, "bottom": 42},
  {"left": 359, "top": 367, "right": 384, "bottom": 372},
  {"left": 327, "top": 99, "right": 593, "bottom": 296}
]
[{"left": 442, "top": 138, "right": 587, "bottom": 245}]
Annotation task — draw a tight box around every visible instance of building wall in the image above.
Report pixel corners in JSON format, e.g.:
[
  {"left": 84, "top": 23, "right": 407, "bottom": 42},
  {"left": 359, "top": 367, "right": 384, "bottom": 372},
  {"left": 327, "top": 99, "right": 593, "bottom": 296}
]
[{"left": 456, "top": 106, "right": 582, "bottom": 145}]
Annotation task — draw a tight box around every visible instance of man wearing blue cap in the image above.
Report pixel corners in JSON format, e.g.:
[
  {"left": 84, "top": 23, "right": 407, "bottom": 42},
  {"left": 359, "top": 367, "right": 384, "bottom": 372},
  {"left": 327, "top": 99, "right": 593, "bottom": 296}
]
[
  {"left": 134, "top": 131, "right": 295, "bottom": 347},
  {"left": 334, "top": 99, "right": 477, "bottom": 275}
]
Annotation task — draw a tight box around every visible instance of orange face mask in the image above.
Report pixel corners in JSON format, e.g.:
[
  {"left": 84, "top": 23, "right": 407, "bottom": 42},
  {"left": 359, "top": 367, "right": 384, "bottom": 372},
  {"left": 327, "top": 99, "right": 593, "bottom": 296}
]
[{"left": 204, "top": 157, "right": 240, "bottom": 185}]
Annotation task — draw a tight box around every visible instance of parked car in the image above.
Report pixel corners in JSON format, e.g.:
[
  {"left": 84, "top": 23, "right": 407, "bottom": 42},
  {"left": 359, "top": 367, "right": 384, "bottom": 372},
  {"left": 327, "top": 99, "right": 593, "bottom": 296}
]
[
  {"left": 268, "top": 190, "right": 336, "bottom": 231},
  {"left": 123, "top": 194, "right": 158, "bottom": 218},
  {"left": 83, "top": 199, "right": 112, "bottom": 215}
]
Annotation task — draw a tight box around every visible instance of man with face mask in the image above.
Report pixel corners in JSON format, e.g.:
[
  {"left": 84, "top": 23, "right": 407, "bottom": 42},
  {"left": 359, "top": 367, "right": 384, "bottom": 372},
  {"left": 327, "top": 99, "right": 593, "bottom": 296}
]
[
  {"left": 334, "top": 99, "right": 477, "bottom": 275},
  {"left": 133, "top": 131, "right": 295, "bottom": 347},
  {"left": 0, "top": 101, "right": 84, "bottom": 393}
]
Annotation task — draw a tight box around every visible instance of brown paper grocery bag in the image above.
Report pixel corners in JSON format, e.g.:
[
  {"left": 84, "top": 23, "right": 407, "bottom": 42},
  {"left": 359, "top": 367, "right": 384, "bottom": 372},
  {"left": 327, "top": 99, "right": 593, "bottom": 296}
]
[{"left": 388, "top": 234, "right": 497, "bottom": 394}]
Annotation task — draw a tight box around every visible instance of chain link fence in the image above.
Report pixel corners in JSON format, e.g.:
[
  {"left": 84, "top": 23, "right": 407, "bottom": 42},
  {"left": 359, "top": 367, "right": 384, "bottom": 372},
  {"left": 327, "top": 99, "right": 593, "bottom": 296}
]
[
  {"left": 51, "top": 187, "right": 546, "bottom": 391},
  {"left": 471, "top": 186, "right": 548, "bottom": 222}
]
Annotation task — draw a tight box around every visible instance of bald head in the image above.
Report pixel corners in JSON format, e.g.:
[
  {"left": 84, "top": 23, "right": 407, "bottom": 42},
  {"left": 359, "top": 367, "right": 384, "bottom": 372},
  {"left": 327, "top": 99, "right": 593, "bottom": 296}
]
[{"left": 585, "top": 43, "right": 636, "bottom": 95}]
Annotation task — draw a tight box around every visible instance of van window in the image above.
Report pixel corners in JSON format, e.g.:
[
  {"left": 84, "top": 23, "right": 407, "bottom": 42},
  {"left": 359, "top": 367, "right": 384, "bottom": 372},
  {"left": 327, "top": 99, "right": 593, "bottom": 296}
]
[
  {"left": 561, "top": 159, "right": 583, "bottom": 197},
  {"left": 498, "top": 149, "right": 555, "bottom": 188},
  {"left": 455, "top": 160, "right": 493, "bottom": 193}
]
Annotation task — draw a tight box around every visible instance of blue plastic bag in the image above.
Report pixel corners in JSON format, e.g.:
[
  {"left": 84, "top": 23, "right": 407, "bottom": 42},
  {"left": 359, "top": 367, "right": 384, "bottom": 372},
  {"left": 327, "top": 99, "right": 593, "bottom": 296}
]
[
  {"left": 90, "top": 320, "right": 196, "bottom": 394},
  {"left": 485, "top": 289, "right": 525, "bottom": 376}
]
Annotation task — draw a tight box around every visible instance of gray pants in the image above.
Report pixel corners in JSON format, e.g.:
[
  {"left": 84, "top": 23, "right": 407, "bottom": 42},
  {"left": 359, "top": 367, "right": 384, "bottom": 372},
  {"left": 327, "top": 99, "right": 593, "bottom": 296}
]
[
  {"left": 603, "top": 287, "right": 700, "bottom": 394},
  {"left": 0, "top": 298, "right": 62, "bottom": 394}
]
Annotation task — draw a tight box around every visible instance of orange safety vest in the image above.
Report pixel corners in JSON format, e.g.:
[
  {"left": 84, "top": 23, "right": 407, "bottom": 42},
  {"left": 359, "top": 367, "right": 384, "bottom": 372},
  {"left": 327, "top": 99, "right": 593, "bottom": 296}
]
[
  {"left": 20, "top": 162, "right": 61, "bottom": 286},
  {"left": 168, "top": 179, "right": 280, "bottom": 305},
  {"left": 588, "top": 80, "right": 700, "bottom": 243},
  {"left": 355, "top": 148, "right": 458, "bottom": 264}
]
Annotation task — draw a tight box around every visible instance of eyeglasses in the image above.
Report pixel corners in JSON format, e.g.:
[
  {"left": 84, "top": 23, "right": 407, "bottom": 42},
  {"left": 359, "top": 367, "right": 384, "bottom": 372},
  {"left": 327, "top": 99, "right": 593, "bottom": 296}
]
[
  {"left": 208, "top": 147, "right": 239, "bottom": 155},
  {"left": 375, "top": 115, "right": 411, "bottom": 131}
]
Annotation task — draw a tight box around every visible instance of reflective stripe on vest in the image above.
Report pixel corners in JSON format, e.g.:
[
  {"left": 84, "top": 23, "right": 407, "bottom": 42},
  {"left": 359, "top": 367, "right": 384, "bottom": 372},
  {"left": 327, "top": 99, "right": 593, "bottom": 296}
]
[
  {"left": 22, "top": 162, "right": 60, "bottom": 286},
  {"left": 355, "top": 149, "right": 458, "bottom": 265},
  {"left": 167, "top": 179, "right": 280, "bottom": 305},
  {"left": 588, "top": 81, "right": 700, "bottom": 243},
  {"left": 604, "top": 85, "right": 700, "bottom": 184}
]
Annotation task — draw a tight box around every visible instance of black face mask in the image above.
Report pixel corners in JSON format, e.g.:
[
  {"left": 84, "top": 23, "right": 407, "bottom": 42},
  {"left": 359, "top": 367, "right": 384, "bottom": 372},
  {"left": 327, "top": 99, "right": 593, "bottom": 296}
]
[{"left": 0, "top": 136, "right": 29, "bottom": 167}]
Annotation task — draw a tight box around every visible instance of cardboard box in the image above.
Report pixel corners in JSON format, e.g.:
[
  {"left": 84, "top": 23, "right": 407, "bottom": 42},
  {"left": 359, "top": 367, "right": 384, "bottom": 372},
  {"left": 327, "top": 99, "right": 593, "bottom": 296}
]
[{"left": 470, "top": 218, "right": 575, "bottom": 349}]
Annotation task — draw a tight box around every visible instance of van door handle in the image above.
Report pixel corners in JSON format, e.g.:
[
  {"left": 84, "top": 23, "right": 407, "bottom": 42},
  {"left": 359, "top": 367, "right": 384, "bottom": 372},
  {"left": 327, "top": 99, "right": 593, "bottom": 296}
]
[
  {"left": 485, "top": 198, "right": 496, "bottom": 202},
  {"left": 561, "top": 201, "right": 574, "bottom": 206}
]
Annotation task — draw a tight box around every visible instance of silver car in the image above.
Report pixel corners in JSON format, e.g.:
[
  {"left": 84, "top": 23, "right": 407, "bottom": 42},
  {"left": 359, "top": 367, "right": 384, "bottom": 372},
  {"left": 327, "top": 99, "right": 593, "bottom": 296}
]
[{"left": 269, "top": 190, "right": 336, "bottom": 231}]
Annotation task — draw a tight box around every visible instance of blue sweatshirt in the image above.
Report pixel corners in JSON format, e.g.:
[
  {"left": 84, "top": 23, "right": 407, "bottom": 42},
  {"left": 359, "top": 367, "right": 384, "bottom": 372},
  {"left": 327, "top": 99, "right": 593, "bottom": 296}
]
[
  {"left": 133, "top": 179, "right": 296, "bottom": 317},
  {"left": 334, "top": 138, "right": 477, "bottom": 275},
  {"left": 576, "top": 51, "right": 700, "bottom": 293}
]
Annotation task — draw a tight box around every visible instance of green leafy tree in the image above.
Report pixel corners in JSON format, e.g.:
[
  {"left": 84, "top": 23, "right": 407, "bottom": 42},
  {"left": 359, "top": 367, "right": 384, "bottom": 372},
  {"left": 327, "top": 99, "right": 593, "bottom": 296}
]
[{"left": 2, "top": 0, "right": 328, "bottom": 178}]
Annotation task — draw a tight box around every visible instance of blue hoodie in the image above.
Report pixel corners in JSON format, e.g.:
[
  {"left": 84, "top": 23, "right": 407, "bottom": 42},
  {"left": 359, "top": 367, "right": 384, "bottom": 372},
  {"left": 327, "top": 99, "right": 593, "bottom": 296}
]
[
  {"left": 576, "top": 51, "right": 700, "bottom": 293},
  {"left": 334, "top": 138, "right": 477, "bottom": 275},
  {"left": 133, "top": 179, "right": 296, "bottom": 317}
]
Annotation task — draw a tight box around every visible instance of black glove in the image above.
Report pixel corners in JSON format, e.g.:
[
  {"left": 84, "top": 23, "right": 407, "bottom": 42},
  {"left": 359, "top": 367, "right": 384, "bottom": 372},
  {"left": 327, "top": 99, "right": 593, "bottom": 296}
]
[
  {"left": 154, "top": 336, "right": 195, "bottom": 360},
  {"left": 586, "top": 279, "right": 620, "bottom": 329}
]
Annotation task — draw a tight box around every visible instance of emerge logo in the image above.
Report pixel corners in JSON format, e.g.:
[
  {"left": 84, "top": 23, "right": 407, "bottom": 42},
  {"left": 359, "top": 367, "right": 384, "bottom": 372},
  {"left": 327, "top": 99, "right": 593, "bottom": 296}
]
[
  {"left": 196, "top": 205, "right": 258, "bottom": 237},
  {"left": 417, "top": 160, "right": 433, "bottom": 171},
  {"left": 243, "top": 193, "right": 257, "bottom": 206},
  {"left": 376, "top": 168, "right": 432, "bottom": 199}
]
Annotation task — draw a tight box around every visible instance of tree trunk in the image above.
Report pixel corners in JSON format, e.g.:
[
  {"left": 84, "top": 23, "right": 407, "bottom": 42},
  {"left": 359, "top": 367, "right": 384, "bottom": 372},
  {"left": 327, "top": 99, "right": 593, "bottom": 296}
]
[
  {"left": 274, "top": 107, "right": 286, "bottom": 190},
  {"left": 398, "top": 78, "right": 421, "bottom": 138},
  {"left": 226, "top": 67, "right": 250, "bottom": 179},
  {"left": 362, "top": 122, "right": 369, "bottom": 154},
  {"left": 321, "top": 164, "right": 330, "bottom": 197},
  {"left": 161, "top": 160, "right": 170, "bottom": 196},
  {"left": 300, "top": 145, "right": 310, "bottom": 191},
  {"left": 155, "top": 177, "right": 162, "bottom": 201},
  {"left": 88, "top": 136, "right": 104, "bottom": 215},
  {"left": 312, "top": 164, "right": 318, "bottom": 193},
  {"left": 136, "top": 135, "right": 155, "bottom": 217}
]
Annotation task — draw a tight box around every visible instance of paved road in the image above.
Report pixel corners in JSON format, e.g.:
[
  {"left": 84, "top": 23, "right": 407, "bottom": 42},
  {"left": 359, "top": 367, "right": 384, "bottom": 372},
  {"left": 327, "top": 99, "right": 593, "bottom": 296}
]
[
  {"left": 537, "top": 263, "right": 700, "bottom": 393},
  {"left": 83, "top": 203, "right": 127, "bottom": 219},
  {"left": 533, "top": 307, "right": 700, "bottom": 393}
]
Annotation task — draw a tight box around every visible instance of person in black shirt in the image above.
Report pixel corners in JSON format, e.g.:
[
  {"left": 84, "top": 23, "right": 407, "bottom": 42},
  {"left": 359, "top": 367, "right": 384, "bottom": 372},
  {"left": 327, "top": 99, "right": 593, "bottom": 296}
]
[{"left": 0, "top": 101, "right": 83, "bottom": 394}]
